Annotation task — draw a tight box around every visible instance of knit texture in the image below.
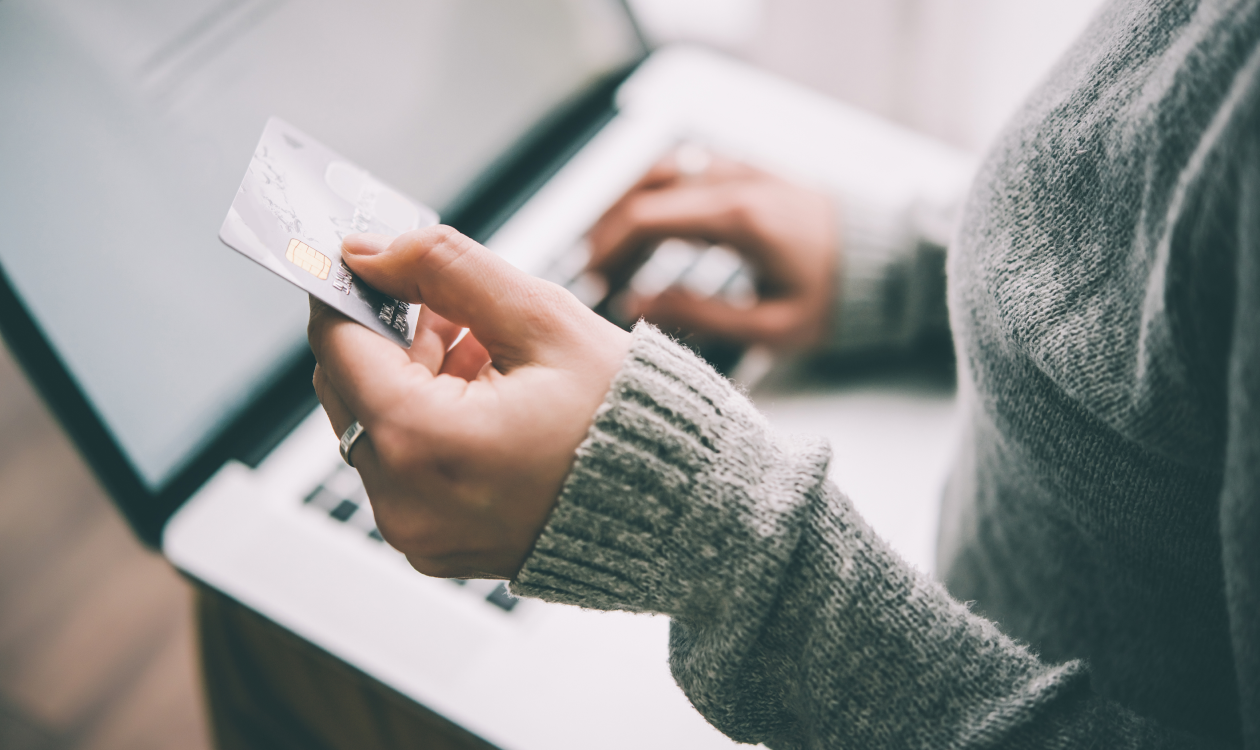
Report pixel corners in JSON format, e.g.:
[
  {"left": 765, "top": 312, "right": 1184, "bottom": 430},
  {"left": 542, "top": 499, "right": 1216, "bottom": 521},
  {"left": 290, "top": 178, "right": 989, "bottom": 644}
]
[
  {"left": 515, "top": 324, "right": 1191, "bottom": 748},
  {"left": 828, "top": 191, "right": 952, "bottom": 354},
  {"left": 516, "top": 0, "right": 1260, "bottom": 747},
  {"left": 943, "top": 0, "right": 1259, "bottom": 745}
]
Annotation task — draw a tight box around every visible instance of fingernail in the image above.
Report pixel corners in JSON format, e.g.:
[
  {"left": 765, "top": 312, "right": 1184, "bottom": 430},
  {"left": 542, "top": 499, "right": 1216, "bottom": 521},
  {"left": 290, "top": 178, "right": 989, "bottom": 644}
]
[{"left": 343, "top": 233, "right": 392, "bottom": 256}]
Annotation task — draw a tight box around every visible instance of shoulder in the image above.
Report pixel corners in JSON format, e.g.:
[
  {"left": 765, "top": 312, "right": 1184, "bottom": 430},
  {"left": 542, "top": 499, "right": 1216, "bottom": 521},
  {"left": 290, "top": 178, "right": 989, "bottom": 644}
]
[{"left": 948, "top": 0, "right": 1260, "bottom": 467}]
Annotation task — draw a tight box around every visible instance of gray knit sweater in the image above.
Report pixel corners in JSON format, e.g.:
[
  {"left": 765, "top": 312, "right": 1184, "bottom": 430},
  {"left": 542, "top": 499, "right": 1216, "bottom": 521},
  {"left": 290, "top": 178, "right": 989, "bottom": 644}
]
[{"left": 514, "top": 1, "right": 1260, "bottom": 747}]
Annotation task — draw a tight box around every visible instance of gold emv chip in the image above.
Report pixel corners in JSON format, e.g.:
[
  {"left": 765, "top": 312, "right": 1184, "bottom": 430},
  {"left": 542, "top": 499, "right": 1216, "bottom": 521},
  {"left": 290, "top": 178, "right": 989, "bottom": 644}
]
[{"left": 285, "top": 238, "right": 331, "bottom": 280}]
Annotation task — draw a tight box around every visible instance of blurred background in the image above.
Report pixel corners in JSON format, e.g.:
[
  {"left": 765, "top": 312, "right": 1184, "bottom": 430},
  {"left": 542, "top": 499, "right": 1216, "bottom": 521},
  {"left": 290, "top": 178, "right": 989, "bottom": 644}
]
[{"left": 0, "top": 1, "right": 1102, "bottom": 748}]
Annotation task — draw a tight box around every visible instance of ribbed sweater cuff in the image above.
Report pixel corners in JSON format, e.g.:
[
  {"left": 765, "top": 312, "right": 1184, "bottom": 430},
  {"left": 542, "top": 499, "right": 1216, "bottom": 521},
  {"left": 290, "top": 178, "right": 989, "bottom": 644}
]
[
  {"left": 513, "top": 322, "right": 829, "bottom": 615},
  {"left": 511, "top": 322, "right": 1104, "bottom": 748}
]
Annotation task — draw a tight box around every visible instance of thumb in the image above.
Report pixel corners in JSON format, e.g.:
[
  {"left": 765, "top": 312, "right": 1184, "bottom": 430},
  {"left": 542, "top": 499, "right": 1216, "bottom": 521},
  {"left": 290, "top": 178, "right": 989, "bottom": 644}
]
[{"left": 342, "top": 227, "right": 579, "bottom": 366}]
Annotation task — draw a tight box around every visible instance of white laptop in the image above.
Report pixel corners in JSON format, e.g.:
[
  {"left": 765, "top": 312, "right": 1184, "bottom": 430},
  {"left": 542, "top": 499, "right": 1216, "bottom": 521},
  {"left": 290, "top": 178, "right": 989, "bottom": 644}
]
[{"left": 0, "top": 1, "right": 972, "bottom": 748}]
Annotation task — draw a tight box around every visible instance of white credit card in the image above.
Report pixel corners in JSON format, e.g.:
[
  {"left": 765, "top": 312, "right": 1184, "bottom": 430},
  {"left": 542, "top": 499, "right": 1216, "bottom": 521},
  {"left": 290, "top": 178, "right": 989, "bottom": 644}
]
[{"left": 219, "top": 117, "right": 438, "bottom": 347}]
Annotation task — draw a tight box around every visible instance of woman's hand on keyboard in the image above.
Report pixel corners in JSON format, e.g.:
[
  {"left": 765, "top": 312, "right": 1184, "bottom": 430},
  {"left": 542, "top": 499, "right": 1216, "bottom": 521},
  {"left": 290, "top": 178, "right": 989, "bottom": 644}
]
[
  {"left": 307, "top": 228, "right": 631, "bottom": 580},
  {"left": 587, "top": 151, "right": 837, "bottom": 350}
]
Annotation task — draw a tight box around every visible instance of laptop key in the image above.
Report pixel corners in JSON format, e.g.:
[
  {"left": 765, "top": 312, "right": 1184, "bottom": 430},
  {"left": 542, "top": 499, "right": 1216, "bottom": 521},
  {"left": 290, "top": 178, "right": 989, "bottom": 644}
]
[
  {"left": 485, "top": 583, "right": 519, "bottom": 612},
  {"left": 329, "top": 499, "right": 359, "bottom": 522},
  {"left": 304, "top": 486, "right": 343, "bottom": 513}
]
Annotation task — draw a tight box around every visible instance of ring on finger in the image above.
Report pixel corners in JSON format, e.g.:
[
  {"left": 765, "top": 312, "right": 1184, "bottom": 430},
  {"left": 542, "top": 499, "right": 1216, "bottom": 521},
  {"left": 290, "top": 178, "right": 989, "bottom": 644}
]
[{"left": 339, "top": 420, "right": 368, "bottom": 468}]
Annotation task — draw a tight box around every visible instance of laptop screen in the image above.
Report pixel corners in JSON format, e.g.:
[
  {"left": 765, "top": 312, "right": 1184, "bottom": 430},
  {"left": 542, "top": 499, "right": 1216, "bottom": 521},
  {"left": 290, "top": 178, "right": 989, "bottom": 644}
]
[{"left": 0, "top": 0, "right": 643, "bottom": 490}]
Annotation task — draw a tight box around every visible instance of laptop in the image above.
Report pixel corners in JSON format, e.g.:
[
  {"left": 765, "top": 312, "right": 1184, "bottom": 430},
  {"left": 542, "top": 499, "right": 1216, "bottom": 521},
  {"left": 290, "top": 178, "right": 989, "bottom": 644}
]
[{"left": 0, "top": 1, "right": 973, "bottom": 747}]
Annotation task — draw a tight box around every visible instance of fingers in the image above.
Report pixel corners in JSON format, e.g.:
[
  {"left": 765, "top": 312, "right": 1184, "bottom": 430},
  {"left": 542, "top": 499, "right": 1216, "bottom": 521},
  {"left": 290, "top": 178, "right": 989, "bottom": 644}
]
[
  {"left": 587, "top": 182, "right": 778, "bottom": 279},
  {"left": 639, "top": 290, "right": 823, "bottom": 349},
  {"left": 409, "top": 306, "right": 465, "bottom": 373},
  {"left": 312, "top": 363, "right": 353, "bottom": 435},
  {"left": 308, "top": 295, "right": 420, "bottom": 427},
  {"left": 342, "top": 227, "right": 575, "bottom": 366},
  {"left": 308, "top": 295, "right": 468, "bottom": 441},
  {"left": 588, "top": 154, "right": 768, "bottom": 277},
  {"left": 312, "top": 363, "right": 377, "bottom": 468},
  {"left": 439, "top": 332, "right": 492, "bottom": 380}
]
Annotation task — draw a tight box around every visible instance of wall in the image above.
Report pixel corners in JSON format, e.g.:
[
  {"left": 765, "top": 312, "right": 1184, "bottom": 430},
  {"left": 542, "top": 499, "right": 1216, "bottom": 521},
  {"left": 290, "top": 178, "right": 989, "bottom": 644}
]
[{"left": 628, "top": 0, "right": 1107, "bottom": 153}]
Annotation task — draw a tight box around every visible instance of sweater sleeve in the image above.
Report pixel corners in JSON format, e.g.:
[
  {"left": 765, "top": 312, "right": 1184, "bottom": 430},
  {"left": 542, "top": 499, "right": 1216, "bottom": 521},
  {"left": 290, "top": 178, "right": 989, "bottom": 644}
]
[
  {"left": 1222, "top": 130, "right": 1260, "bottom": 750},
  {"left": 826, "top": 191, "right": 955, "bottom": 354},
  {"left": 514, "top": 323, "right": 1214, "bottom": 749}
]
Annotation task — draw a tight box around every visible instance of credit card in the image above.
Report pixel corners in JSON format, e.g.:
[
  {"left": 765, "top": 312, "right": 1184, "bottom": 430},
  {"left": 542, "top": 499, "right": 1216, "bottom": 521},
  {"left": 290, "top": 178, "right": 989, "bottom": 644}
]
[{"left": 219, "top": 117, "right": 437, "bottom": 347}]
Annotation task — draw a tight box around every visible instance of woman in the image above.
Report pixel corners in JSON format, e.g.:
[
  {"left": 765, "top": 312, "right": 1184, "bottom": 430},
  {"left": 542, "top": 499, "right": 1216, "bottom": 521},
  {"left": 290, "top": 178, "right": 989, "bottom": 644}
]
[{"left": 306, "top": 0, "right": 1258, "bottom": 746}]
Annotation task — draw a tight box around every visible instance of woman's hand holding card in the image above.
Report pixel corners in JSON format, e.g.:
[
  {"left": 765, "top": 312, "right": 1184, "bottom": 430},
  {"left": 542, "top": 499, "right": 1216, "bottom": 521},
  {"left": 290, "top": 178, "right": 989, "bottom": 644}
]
[{"left": 307, "top": 227, "right": 631, "bottom": 579}]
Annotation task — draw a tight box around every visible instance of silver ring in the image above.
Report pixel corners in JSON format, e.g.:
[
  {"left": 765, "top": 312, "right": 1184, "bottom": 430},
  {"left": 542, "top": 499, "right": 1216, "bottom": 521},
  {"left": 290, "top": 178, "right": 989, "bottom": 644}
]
[{"left": 339, "top": 420, "right": 367, "bottom": 468}]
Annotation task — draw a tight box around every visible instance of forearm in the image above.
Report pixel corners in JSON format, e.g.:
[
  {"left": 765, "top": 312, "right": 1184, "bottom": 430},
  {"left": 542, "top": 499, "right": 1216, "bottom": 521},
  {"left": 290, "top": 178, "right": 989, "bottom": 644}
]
[{"left": 515, "top": 323, "right": 1213, "bottom": 749}]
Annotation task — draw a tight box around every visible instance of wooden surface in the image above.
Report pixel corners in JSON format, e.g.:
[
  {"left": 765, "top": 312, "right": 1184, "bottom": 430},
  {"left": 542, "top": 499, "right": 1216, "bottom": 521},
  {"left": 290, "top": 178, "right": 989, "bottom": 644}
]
[{"left": 0, "top": 339, "right": 212, "bottom": 750}]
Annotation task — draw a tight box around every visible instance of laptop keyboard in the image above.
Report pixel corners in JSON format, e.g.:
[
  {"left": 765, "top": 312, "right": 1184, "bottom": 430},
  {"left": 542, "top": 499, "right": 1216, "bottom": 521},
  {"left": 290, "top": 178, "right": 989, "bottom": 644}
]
[
  {"left": 539, "top": 237, "right": 756, "bottom": 323},
  {"left": 302, "top": 463, "right": 520, "bottom": 613}
]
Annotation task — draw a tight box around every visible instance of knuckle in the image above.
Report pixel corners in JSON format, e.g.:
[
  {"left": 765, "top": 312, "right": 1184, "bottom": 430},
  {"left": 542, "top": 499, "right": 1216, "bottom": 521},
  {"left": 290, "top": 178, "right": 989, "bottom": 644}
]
[
  {"left": 420, "top": 419, "right": 481, "bottom": 477},
  {"left": 428, "top": 223, "right": 464, "bottom": 245},
  {"left": 427, "top": 442, "right": 476, "bottom": 484},
  {"left": 394, "top": 225, "right": 478, "bottom": 300},
  {"left": 428, "top": 224, "right": 479, "bottom": 262}
]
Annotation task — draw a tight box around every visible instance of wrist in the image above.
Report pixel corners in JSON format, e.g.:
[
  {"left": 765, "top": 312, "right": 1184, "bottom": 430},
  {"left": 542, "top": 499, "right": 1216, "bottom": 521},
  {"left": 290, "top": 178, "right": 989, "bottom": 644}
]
[{"left": 512, "top": 322, "right": 830, "bottom": 617}]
